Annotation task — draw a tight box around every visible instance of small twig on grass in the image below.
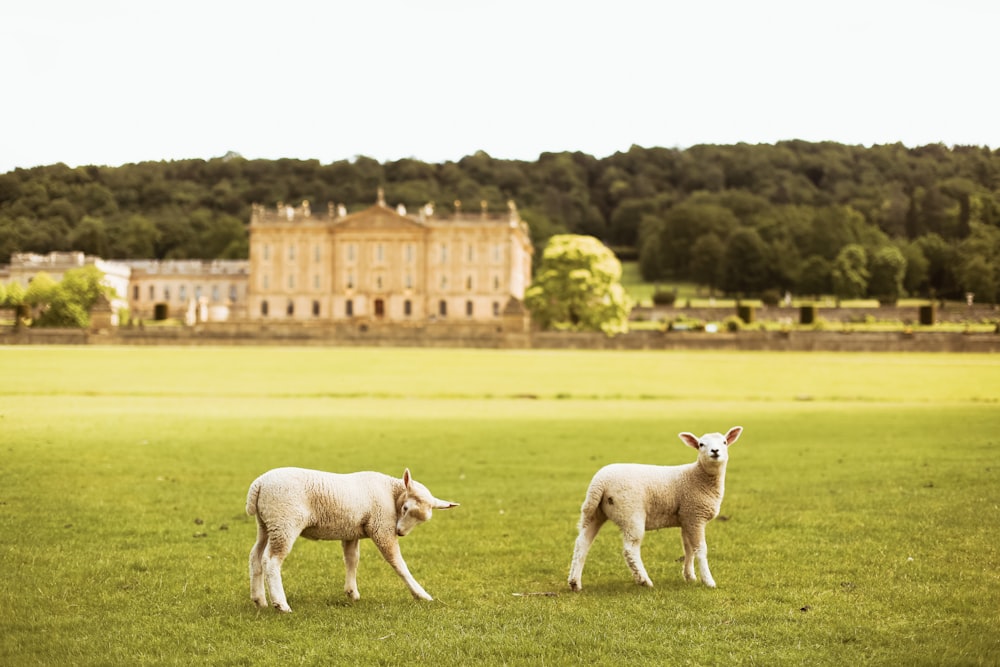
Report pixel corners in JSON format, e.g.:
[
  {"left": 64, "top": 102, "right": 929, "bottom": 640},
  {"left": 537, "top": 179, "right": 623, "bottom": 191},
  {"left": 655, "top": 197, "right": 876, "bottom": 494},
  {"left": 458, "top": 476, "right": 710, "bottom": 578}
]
[
  {"left": 512, "top": 592, "right": 559, "bottom": 597},
  {"left": 377, "top": 633, "right": 395, "bottom": 641}
]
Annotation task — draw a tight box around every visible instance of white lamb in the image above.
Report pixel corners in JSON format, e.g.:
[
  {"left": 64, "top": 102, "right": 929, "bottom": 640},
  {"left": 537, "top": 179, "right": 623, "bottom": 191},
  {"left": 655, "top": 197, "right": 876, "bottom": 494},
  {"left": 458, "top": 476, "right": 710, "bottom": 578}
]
[
  {"left": 246, "top": 467, "right": 458, "bottom": 612},
  {"left": 568, "top": 426, "right": 743, "bottom": 591}
]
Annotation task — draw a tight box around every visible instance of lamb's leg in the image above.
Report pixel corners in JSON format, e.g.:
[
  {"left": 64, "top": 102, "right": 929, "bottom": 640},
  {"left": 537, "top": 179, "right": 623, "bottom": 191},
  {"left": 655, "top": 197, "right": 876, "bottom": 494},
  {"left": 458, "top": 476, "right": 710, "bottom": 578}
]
[
  {"left": 249, "top": 519, "right": 269, "bottom": 608},
  {"left": 568, "top": 513, "right": 606, "bottom": 591},
  {"left": 342, "top": 539, "right": 361, "bottom": 601},
  {"left": 620, "top": 520, "right": 653, "bottom": 587},
  {"left": 262, "top": 532, "right": 297, "bottom": 612},
  {"left": 373, "top": 536, "right": 433, "bottom": 601},
  {"left": 682, "top": 522, "right": 715, "bottom": 587}
]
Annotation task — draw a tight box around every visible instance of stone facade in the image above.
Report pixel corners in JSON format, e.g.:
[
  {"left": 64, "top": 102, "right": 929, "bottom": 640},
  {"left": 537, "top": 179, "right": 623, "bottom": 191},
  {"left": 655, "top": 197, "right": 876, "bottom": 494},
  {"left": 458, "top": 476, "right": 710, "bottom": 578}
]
[
  {"left": 125, "top": 259, "right": 249, "bottom": 322},
  {"left": 247, "top": 193, "right": 533, "bottom": 324}
]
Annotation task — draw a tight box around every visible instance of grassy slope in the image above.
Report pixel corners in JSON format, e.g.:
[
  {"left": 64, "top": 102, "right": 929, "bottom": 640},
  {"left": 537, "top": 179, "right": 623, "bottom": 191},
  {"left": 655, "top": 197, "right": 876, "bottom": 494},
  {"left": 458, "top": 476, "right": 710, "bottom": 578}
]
[{"left": 1, "top": 347, "right": 998, "bottom": 665}]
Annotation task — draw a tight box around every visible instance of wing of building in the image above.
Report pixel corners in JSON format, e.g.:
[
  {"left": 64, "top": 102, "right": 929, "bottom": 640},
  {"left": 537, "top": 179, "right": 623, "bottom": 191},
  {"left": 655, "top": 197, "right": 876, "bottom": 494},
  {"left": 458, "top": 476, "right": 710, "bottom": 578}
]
[{"left": 247, "top": 193, "right": 533, "bottom": 323}]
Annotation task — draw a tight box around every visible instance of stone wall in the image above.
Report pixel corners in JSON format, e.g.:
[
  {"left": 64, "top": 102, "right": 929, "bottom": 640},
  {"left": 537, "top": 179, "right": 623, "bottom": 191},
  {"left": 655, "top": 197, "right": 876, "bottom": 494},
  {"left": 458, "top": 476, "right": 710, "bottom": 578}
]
[{"left": 2, "top": 323, "right": 998, "bottom": 352}]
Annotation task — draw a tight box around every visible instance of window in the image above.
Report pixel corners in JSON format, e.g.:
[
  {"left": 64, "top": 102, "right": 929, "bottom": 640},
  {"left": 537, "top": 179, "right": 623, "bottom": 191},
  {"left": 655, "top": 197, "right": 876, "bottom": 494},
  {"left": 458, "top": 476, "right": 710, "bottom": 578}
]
[
  {"left": 404, "top": 299, "right": 412, "bottom": 317},
  {"left": 164, "top": 287, "right": 170, "bottom": 302},
  {"left": 493, "top": 301, "right": 500, "bottom": 317},
  {"left": 314, "top": 245, "right": 321, "bottom": 262},
  {"left": 467, "top": 244, "right": 474, "bottom": 262},
  {"left": 263, "top": 244, "right": 270, "bottom": 261},
  {"left": 211, "top": 286, "right": 220, "bottom": 302},
  {"left": 262, "top": 275, "right": 269, "bottom": 290},
  {"left": 493, "top": 275, "right": 501, "bottom": 291},
  {"left": 133, "top": 285, "right": 139, "bottom": 300},
  {"left": 440, "top": 275, "right": 448, "bottom": 290},
  {"left": 346, "top": 299, "right": 353, "bottom": 317},
  {"left": 288, "top": 244, "right": 295, "bottom": 261},
  {"left": 347, "top": 272, "right": 355, "bottom": 289},
  {"left": 179, "top": 285, "right": 187, "bottom": 302},
  {"left": 376, "top": 243, "right": 384, "bottom": 263},
  {"left": 493, "top": 244, "right": 502, "bottom": 262},
  {"left": 313, "top": 274, "right": 320, "bottom": 289},
  {"left": 229, "top": 285, "right": 237, "bottom": 301},
  {"left": 195, "top": 286, "right": 202, "bottom": 301},
  {"left": 312, "top": 300, "right": 320, "bottom": 316},
  {"left": 286, "top": 300, "right": 294, "bottom": 316},
  {"left": 466, "top": 300, "right": 473, "bottom": 317},
  {"left": 148, "top": 285, "right": 154, "bottom": 300},
  {"left": 440, "top": 243, "right": 448, "bottom": 263},
  {"left": 375, "top": 274, "right": 383, "bottom": 290},
  {"left": 374, "top": 299, "right": 385, "bottom": 318},
  {"left": 261, "top": 300, "right": 269, "bottom": 316},
  {"left": 466, "top": 275, "right": 473, "bottom": 291},
  {"left": 405, "top": 244, "right": 414, "bottom": 263},
  {"left": 438, "top": 300, "right": 447, "bottom": 317},
  {"left": 405, "top": 273, "right": 413, "bottom": 289},
  {"left": 347, "top": 244, "right": 356, "bottom": 262},
  {"left": 288, "top": 274, "right": 295, "bottom": 289}
]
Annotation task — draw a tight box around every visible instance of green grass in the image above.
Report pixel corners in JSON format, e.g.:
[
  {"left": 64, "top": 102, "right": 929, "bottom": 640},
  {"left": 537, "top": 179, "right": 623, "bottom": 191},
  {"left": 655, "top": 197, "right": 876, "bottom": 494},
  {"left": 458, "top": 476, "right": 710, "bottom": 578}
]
[{"left": 1, "top": 346, "right": 999, "bottom": 665}]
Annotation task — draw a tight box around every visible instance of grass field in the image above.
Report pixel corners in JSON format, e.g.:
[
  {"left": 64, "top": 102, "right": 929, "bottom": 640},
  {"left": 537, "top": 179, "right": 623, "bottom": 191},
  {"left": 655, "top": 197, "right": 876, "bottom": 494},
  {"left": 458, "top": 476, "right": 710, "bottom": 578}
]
[{"left": 1, "top": 346, "right": 998, "bottom": 666}]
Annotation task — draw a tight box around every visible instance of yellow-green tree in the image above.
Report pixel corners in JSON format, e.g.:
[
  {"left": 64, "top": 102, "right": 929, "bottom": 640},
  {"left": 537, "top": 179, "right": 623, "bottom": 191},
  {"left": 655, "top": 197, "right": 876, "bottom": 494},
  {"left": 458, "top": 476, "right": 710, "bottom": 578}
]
[{"left": 524, "top": 234, "right": 632, "bottom": 335}]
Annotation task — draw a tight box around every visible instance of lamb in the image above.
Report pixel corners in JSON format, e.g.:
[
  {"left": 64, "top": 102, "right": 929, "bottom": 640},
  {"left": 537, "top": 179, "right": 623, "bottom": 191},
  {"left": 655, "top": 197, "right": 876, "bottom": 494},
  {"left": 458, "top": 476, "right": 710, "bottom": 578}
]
[
  {"left": 246, "top": 467, "right": 458, "bottom": 612},
  {"left": 567, "top": 426, "right": 743, "bottom": 591}
]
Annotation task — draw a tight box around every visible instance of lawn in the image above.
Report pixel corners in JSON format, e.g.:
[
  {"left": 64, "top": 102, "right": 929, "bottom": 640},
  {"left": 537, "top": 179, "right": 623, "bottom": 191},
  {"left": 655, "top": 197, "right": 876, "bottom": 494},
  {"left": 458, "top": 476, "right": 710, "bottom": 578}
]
[{"left": 1, "top": 346, "right": 998, "bottom": 665}]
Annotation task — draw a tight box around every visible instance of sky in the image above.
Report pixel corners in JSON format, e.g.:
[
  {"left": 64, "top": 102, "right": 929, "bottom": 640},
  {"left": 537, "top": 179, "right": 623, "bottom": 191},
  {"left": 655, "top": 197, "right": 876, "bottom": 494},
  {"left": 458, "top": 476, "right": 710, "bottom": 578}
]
[{"left": 1, "top": 0, "right": 997, "bottom": 174}]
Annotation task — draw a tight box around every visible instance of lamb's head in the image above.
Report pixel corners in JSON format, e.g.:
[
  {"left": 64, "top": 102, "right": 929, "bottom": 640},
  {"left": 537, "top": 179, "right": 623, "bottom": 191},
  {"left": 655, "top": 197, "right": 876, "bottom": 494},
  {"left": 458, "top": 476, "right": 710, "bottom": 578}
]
[
  {"left": 396, "top": 468, "right": 460, "bottom": 537},
  {"left": 679, "top": 426, "right": 743, "bottom": 469}
]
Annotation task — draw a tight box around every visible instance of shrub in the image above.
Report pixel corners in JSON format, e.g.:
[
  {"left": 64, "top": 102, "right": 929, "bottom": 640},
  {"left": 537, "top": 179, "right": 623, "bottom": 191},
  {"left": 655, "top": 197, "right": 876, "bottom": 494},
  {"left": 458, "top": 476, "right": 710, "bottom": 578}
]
[
  {"left": 800, "top": 304, "right": 816, "bottom": 325},
  {"left": 723, "top": 315, "right": 743, "bottom": 332},
  {"left": 918, "top": 304, "right": 935, "bottom": 326},
  {"left": 760, "top": 289, "right": 781, "bottom": 306},
  {"left": 651, "top": 289, "right": 677, "bottom": 306},
  {"left": 737, "top": 304, "right": 755, "bottom": 324},
  {"left": 153, "top": 303, "right": 169, "bottom": 321}
]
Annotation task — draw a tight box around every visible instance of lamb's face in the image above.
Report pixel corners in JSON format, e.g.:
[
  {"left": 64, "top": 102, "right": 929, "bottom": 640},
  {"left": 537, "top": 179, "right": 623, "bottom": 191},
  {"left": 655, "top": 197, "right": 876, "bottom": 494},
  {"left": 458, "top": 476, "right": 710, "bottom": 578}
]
[
  {"left": 696, "top": 432, "right": 730, "bottom": 465},
  {"left": 396, "top": 471, "right": 460, "bottom": 537},
  {"left": 396, "top": 486, "right": 434, "bottom": 537},
  {"left": 678, "top": 426, "right": 743, "bottom": 467}
]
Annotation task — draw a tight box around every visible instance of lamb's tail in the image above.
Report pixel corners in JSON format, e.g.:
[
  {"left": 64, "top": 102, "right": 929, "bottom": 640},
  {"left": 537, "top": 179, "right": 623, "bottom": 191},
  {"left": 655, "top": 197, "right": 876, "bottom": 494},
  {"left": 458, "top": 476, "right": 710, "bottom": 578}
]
[
  {"left": 245, "top": 477, "right": 262, "bottom": 517},
  {"left": 576, "top": 479, "right": 606, "bottom": 529}
]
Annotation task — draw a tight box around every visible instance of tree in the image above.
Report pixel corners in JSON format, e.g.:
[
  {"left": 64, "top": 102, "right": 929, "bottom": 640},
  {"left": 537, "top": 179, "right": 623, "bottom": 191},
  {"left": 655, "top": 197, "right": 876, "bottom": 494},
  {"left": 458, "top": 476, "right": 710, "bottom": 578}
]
[
  {"left": 524, "top": 234, "right": 632, "bottom": 335},
  {"left": 721, "top": 228, "right": 769, "bottom": 296},
  {"left": 797, "top": 255, "right": 832, "bottom": 298},
  {"left": 867, "top": 246, "right": 907, "bottom": 304},
  {"left": 831, "top": 244, "right": 869, "bottom": 302},
  {"left": 689, "top": 233, "right": 725, "bottom": 295}
]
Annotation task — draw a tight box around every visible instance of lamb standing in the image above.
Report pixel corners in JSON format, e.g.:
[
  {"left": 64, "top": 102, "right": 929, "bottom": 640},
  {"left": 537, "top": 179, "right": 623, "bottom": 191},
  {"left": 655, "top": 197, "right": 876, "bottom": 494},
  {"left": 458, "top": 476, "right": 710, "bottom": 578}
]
[
  {"left": 246, "top": 467, "right": 458, "bottom": 612},
  {"left": 568, "top": 426, "right": 743, "bottom": 591}
]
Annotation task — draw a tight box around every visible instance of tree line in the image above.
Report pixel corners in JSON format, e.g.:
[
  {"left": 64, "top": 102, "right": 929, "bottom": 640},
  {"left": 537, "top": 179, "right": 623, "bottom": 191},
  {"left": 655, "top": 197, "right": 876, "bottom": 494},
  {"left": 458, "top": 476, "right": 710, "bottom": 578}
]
[{"left": 1, "top": 141, "right": 998, "bottom": 303}]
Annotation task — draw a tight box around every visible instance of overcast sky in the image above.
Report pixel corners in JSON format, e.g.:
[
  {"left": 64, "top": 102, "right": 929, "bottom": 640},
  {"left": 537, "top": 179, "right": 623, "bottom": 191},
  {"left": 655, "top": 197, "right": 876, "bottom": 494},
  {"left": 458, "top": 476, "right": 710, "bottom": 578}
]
[{"left": 2, "top": 0, "right": 996, "bottom": 174}]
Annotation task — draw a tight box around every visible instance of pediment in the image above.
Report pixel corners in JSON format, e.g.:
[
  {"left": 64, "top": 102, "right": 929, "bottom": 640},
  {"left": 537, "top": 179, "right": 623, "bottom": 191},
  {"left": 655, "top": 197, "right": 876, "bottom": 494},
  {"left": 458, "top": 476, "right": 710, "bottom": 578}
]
[{"left": 334, "top": 205, "right": 427, "bottom": 232}]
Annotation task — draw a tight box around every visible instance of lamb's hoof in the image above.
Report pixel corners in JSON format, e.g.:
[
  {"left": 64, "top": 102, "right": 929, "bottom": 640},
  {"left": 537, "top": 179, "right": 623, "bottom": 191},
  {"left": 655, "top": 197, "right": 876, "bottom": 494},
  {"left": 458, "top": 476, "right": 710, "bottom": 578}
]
[
  {"left": 345, "top": 590, "right": 360, "bottom": 601},
  {"left": 273, "top": 603, "right": 292, "bottom": 614},
  {"left": 568, "top": 580, "right": 581, "bottom": 592},
  {"left": 251, "top": 597, "right": 268, "bottom": 609},
  {"left": 703, "top": 580, "right": 717, "bottom": 589},
  {"left": 637, "top": 579, "right": 654, "bottom": 588}
]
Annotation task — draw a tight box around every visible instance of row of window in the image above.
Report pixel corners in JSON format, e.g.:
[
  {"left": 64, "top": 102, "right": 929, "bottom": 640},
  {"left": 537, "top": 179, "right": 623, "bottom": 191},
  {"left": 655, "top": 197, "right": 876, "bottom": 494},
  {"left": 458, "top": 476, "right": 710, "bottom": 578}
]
[
  {"left": 260, "top": 273, "right": 504, "bottom": 292},
  {"left": 259, "top": 299, "right": 503, "bottom": 318},
  {"left": 259, "top": 242, "right": 506, "bottom": 265},
  {"left": 133, "top": 284, "right": 239, "bottom": 303}
]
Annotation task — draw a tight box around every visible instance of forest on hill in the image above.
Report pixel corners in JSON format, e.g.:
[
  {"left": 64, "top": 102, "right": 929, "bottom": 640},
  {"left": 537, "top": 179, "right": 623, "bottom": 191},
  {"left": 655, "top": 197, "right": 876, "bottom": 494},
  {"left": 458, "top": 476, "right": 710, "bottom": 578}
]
[{"left": 1, "top": 141, "right": 998, "bottom": 302}]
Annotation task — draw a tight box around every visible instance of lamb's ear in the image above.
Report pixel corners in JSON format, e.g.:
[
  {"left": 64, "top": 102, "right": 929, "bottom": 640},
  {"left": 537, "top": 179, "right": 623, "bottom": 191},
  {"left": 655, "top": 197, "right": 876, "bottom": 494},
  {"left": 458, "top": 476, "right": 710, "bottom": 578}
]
[
  {"left": 403, "top": 468, "right": 412, "bottom": 489},
  {"left": 725, "top": 426, "right": 743, "bottom": 446},
  {"left": 433, "top": 498, "right": 460, "bottom": 510},
  {"left": 678, "top": 432, "right": 700, "bottom": 449}
]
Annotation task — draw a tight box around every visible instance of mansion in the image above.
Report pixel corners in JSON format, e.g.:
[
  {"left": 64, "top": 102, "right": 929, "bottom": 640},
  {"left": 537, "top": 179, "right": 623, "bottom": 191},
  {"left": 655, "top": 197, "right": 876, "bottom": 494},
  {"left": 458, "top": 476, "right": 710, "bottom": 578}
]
[
  {"left": 248, "top": 192, "right": 533, "bottom": 323},
  {"left": 2, "top": 192, "right": 533, "bottom": 327}
]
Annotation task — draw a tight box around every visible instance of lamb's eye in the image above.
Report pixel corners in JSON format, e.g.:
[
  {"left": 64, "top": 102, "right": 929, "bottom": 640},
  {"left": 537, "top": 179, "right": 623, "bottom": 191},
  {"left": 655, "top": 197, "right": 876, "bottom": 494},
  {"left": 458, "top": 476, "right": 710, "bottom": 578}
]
[
  {"left": 698, "top": 442, "right": 705, "bottom": 448},
  {"left": 402, "top": 503, "right": 411, "bottom": 513}
]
